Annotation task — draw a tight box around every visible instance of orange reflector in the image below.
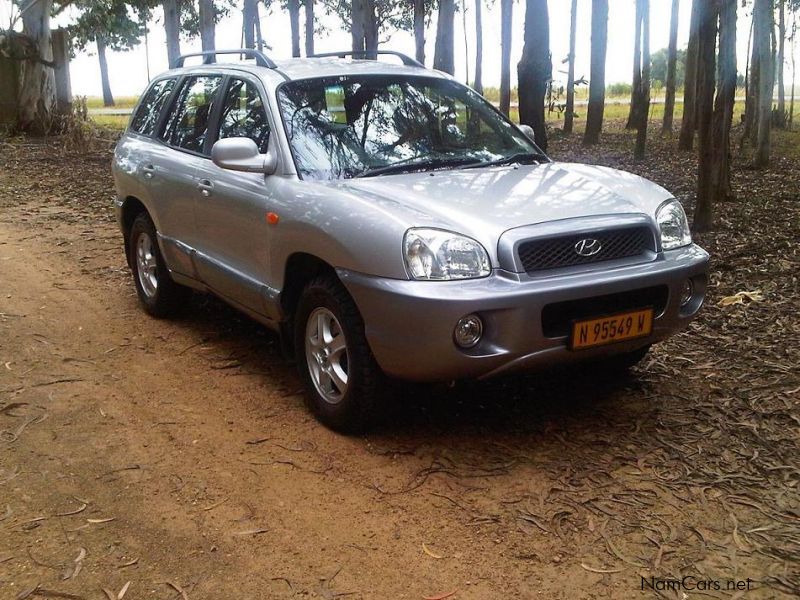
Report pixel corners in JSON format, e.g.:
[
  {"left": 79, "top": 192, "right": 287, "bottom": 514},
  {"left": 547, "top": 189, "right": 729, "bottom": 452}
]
[{"left": 266, "top": 212, "right": 280, "bottom": 225}]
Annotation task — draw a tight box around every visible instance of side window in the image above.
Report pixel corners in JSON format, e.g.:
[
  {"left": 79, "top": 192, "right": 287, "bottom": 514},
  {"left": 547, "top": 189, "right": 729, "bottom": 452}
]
[
  {"left": 217, "top": 78, "right": 271, "bottom": 153},
  {"left": 130, "top": 78, "right": 176, "bottom": 136},
  {"left": 161, "top": 75, "right": 224, "bottom": 154}
]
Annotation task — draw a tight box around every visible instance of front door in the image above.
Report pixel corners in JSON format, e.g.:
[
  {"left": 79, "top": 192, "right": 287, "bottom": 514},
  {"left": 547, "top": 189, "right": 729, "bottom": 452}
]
[{"left": 192, "top": 76, "right": 280, "bottom": 320}]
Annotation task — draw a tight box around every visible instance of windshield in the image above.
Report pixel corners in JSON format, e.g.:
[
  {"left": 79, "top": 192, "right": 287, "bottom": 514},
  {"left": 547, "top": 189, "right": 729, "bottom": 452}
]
[{"left": 277, "top": 75, "right": 545, "bottom": 180}]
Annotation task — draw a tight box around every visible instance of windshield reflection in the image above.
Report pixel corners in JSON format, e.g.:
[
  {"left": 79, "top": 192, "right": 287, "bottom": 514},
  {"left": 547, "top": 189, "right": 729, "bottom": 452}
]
[{"left": 277, "top": 75, "right": 544, "bottom": 180}]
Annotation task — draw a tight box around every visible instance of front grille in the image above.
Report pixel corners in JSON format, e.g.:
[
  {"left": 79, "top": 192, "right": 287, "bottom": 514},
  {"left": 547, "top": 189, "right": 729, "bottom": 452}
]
[
  {"left": 518, "top": 226, "right": 654, "bottom": 273},
  {"left": 541, "top": 285, "right": 669, "bottom": 338}
]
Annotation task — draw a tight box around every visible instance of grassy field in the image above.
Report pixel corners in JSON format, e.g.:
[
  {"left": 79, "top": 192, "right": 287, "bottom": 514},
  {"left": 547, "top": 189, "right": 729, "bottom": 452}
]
[
  {"left": 86, "top": 96, "right": 770, "bottom": 138},
  {"left": 84, "top": 95, "right": 140, "bottom": 110}
]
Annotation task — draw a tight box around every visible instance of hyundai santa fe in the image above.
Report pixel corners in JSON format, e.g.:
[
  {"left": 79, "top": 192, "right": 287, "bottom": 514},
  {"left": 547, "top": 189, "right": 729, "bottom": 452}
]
[{"left": 112, "top": 49, "right": 709, "bottom": 432}]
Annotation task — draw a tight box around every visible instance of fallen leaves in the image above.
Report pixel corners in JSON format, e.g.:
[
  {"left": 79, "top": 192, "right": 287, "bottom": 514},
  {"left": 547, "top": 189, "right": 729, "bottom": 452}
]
[
  {"left": 61, "top": 548, "right": 86, "bottom": 581},
  {"left": 421, "top": 543, "right": 443, "bottom": 559},
  {"left": 718, "top": 290, "right": 765, "bottom": 306},
  {"left": 101, "top": 581, "right": 130, "bottom": 600}
]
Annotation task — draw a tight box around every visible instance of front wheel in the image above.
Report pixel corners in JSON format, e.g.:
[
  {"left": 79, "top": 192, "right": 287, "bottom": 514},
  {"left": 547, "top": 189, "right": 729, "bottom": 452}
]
[
  {"left": 294, "top": 276, "right": 384, "bottom": 433},
  {"left": 128, "top": 213, "right": 189, "bottom": 318}
]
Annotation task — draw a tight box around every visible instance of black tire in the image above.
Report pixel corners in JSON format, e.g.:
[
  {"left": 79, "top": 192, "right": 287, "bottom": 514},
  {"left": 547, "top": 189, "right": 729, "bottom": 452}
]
[
  {"left": 128, "top": 213, "right": 189, "bottom": 318},
  {"left": 294, "top": 275, "right": 384, "bottom": 433}
]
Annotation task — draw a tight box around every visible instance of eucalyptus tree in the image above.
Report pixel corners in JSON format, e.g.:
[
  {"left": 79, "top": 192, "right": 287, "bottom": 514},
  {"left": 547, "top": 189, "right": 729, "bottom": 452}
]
[
  {"left": 694, "top": 0, "right": 736, "bottom": 231},
  {"left": 70, "top": 0, "right": 143, "bottom": 106},
  {"left": 662, "top": 0, "right": 680, "bottom": 134},
  {"left": 583, "top": 0, "right": 608, "bottom": 145},
  {"left": 14, "top": 0, "right": 56, "bottom": 132},
  {"left": 517, "top": 0, "right": 550, "bottom": 150},
  {"left": 322, "top": 1, "right": 412, "bottom": 57},
  {"left": 678, "top": 0, "right": 701, "bottom": 150},
  {"left": 563, "top": 0, "right": 577, "bottom": 133},
  {"left": 753, "top": 0, "right": 774, "bottom": 167},
  {"left": 433, "top": 0, "right": 454, "bottom": 74},
  {"left": 499, "top": 0, "right": 512, "bottom": 115}
]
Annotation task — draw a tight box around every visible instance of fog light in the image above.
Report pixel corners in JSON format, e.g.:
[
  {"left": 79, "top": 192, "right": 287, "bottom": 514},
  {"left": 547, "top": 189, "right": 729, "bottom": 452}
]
[
  {"left": 454, "top": 314, "right": 483, "bottom": 348},
  {"left": 679, "top": 278, "right": 694, "bottom": 307}
]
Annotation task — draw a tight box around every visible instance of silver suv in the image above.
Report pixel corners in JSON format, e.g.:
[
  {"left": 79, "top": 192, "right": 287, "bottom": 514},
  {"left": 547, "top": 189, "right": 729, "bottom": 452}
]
[{"left": 113, "top": 49, "right": 709, "bottom": 432}]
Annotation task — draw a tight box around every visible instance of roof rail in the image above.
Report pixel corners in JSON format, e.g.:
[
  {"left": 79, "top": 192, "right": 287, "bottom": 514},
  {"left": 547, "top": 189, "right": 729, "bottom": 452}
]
[
  {"left": 173, "top": 49, "right": 278, "bottom": 70},
  {"left": 310, "top": 50, "right": 424, "bottom": 69}
]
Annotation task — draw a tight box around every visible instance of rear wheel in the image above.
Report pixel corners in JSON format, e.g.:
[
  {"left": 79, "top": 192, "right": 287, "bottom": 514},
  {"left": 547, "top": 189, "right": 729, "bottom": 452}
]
[
  {"left": 129, "top": 213, "right": 189, "bottom": 317},
  {"left": 294, "top": 276, "right": 384, "bottom": 433}
]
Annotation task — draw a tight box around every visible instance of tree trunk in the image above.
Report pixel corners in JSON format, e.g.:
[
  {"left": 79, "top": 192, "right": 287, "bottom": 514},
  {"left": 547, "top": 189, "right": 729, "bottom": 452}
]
[
  {"left": 199, "top": 0, "right": 215, "bottom": 60},
  {"left": 742, "top": 15, "right": 760, "bottom": 146},
  {"left": 96, "top": 37, "right": 114, "bottom": 107},
  {"left": 462, "top": 0, "right": 469, "bottom": 85},
  {"left": 678, "top": 0, "right": 701, "bottom": 150},
  {"left": 351, "top": 0, "right": 365, "bottom": 53},
  {"left": 163, "top": 0, "right": 181, "bottom": 68},
  {"left": 499, "top": 0, "right": 512, "bottom": 115},
  {"left": 474, "top": 0, "right": 483, "bottom": 94},
  {"left": 517, "top": 0, "right": 550, "bottom": 151},
  {"left": 634, "top": 0, "right": 651, "bottom": 159},
  {"left": 254, "top": 4, "right": 265, "bottom": 52},
  {"left": 18, "top": 0, "right": 56, "bottom": 134},
  {"left": 695, "top": 0, "right": 736, "bottom": 232},
  {"left": 777, "top": 0, "right": 786, "bottom": 125},
  {"left": 584, "top": 0, "right": 608, "bottom": 145},
  {"left": 754, "top": 0, "right": 774, "bottom": 168},
  {"left": 414, "top": 0, "right": 425, "bottom": 65},
  {"left": 433, "top": 0, "right": 455, "bottom": 74},
  {"left": 626, "top": 0, "right": 643, "bottom": 130},
  {"left": 305, "top": 0, "right": 315, "bottom": 56},
  {"left": 662, "top": 0, "right": 680, "bottom": 134},
  {"left": 791, "top": 12, "right": 796, "bottom": 129},
  {"left": 287, "top": 0, "right": 301, "bottom": 57},
  {"left": 713, "top": 0, "right": 737, "bottom": 204},
  {"left": 564, "top": 0, "right": 578, "bottom": 133},
  {"left": 51, "top": 28, "right": 72, "bottom": 116},
  {"left": 364, "top": 0, "right": 378, "bottom": 58}
]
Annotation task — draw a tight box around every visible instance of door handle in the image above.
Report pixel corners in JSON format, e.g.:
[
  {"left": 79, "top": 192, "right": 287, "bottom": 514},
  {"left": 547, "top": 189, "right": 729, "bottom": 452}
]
[
  {"left": 197, "top": 179, "right": 214, "bottom": 197},
  {"left": 141, "top": 164, "right": 156, "bottom": 179}
]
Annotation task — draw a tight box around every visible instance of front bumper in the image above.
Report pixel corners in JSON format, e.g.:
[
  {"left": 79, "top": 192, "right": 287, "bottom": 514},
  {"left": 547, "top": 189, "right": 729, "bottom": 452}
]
[{"left": 339, "top": 244, "right": 709, "bottom": 382}]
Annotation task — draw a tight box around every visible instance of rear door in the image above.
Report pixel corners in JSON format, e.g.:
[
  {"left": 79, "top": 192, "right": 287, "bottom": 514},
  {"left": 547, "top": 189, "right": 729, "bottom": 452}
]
[
  {"left": 151, "top": 74, "right": 225, "bottom": 276},
  {"left": 192, "top": 75, "right": 281, "bottom": 319},
  {"left": 115, "top": 76, "right": 178, "bottom": 230}
]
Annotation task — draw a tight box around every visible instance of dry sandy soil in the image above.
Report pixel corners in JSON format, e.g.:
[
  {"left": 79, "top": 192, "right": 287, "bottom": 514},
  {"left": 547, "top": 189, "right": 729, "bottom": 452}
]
[{"left": 0, "top": 127, "right": 798, "bottom": 600}]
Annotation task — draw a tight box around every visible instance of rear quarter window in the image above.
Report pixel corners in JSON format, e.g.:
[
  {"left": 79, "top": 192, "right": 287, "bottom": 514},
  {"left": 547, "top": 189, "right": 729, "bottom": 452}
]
[{"left": 129, "top": 78, "right": 177, "bottom": 136}]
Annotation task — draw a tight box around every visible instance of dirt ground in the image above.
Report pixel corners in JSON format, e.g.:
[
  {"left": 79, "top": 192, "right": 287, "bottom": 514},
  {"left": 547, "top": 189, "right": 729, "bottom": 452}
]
[{"left": 0, "top": 126, "right": 798, "bottom": 600}]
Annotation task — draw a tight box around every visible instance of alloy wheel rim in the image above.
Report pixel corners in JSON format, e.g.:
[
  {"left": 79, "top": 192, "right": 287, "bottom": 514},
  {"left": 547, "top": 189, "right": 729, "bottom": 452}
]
[
  {"left": 135, "top": 232, "right": 158, "bottom": 299},
  {"left": 305, "top": 307, "right": 349, "bottom": 404}
]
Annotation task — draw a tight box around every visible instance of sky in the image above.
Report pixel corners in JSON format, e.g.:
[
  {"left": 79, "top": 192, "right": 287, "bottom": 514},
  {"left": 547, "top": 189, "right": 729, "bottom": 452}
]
[{"left": 2, "top": 0, "right": 799, "bottom": 99}]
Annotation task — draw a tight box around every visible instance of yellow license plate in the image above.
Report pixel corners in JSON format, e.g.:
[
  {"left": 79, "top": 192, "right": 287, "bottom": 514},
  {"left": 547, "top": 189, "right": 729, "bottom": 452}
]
[{"left": 570, "top": 308, "right": 654, "bottom": 350}]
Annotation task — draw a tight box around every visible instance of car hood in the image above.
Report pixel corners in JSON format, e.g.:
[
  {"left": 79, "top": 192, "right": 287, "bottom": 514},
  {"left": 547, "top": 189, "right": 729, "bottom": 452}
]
[{"left": 327, "top": 162, "right": 673, "bottom": 243}]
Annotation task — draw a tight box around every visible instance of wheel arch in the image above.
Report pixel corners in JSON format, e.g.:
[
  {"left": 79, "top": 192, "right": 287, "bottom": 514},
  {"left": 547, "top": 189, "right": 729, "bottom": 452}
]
[
  {"left": 120, "top": 196, "right": 149, "bottom": 268},
  {"left": 280, "top": 252, "right": 339, "bottom": 319}
]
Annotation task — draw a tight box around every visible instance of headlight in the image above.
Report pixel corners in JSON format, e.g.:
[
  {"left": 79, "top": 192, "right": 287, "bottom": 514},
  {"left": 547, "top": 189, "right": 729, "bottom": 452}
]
[
  {"left": 404, "top": 228, "right": 491, "bottom": 280},
  {"left": 656, "top": 199, "right": 692, "bottom": 250}
]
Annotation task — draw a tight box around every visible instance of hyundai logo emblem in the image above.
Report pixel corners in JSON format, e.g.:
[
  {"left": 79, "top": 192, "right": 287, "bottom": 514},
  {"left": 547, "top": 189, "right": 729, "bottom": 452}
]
[{"left": 574, "top": 238, "right": 602, "bottom": 257}]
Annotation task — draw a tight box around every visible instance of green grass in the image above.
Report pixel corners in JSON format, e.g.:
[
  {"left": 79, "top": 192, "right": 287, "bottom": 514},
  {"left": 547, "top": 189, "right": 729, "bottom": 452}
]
[
  {"left": 90, "top": 114, "right": 130, "bottom": 130},
  {"left": 85, "top": 96, "right": 139, "bottom": 110}
]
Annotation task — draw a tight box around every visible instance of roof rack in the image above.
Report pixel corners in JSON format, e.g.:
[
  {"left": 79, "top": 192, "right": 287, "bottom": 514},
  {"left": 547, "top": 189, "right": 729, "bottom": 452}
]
[
  {"left": 310, "top": 50, "right": 424, "bottom": 69},
  {"left": 173, "top": 49, "right": 278, "bottom": 70}
]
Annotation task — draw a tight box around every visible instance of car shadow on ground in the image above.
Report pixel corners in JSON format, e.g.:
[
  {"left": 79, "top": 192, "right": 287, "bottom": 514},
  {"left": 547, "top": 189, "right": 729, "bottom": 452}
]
[{"left": 175, "top": 290, "right": 663, "bottom": 445}]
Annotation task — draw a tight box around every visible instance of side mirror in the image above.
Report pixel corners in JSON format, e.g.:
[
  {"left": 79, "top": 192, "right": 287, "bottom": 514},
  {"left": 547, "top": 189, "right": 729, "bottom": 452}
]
[
  {"left": 211, "top": 137, "right": 277, "bottom": 175},
  {"left": 518, "top": 124, "right": 536, "bottom": 142}
]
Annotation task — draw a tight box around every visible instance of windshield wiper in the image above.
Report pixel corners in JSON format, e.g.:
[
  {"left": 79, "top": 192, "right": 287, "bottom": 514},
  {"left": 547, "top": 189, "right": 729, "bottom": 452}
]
[
  {"left": 354, "top": 156, "right": 482, "bottom": 178},
  {"left": 462, "top": 152, "right": 549, "bottom": 169}
]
